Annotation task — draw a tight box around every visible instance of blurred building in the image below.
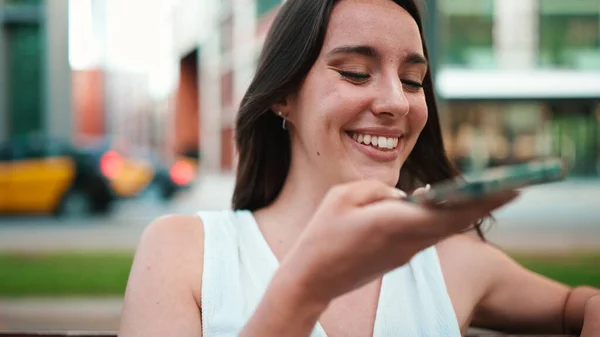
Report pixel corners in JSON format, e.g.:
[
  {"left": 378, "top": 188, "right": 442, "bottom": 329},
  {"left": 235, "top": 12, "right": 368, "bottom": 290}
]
[
  {"left": 437, "top": 0, "right": 600, "bottom": 176},
  {"left": 69, "top": 0, "right": 203, "bottom": 160},
  {"left": 0, "top": 0, "right": 71, "bottom": 143},
  {"left": 1, "top": 0, "right": 207, "bottom": 166},
  {"left": 4, "top": 0, "right": 597, "bottom": 177},
  {"left": 199, "top": 0, "right": 600, "bottom": 177}
]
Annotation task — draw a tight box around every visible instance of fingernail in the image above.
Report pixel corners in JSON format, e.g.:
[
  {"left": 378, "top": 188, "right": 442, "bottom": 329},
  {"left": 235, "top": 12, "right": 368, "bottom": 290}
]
[
  {"left": 394, "top": 189, "right": 408, "bottom": 199},
  {"left": 425, "top": 184, "right": 431, "bottom": 191}
]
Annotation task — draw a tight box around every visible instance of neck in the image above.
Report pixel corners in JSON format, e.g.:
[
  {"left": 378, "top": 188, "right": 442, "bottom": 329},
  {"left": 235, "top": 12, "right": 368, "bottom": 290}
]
[{"left": 254, "top": 145, "right": 334, "bottom": 240}]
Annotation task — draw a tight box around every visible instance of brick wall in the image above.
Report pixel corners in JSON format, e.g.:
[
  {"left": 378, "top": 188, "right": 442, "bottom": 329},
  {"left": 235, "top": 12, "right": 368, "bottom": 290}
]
[{"left": 72, "top": 69, "right": 105, "bottom": 141}]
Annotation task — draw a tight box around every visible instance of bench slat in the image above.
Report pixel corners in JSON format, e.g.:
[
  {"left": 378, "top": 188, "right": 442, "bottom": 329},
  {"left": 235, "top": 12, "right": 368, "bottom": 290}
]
[{"left": 0, "top": 333, "right": 579, "bottom": 337}]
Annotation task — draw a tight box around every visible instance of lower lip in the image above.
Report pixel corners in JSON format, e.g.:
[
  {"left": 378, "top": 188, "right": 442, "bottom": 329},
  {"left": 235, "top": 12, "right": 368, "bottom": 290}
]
[{"left": 346, "top": 133, "right": 402, "bottom": 162}]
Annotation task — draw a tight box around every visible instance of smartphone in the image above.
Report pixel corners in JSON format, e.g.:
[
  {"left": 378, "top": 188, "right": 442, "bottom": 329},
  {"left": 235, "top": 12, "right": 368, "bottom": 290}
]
[{"left": 408, "top": 158, "right": 567, "bottom": 206}]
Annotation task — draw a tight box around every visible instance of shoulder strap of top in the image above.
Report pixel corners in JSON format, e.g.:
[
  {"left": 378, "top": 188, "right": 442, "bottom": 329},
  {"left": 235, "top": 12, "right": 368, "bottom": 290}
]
[
  {"left": 198, "top": 210, "right": 245, "bottom": 337},
  {"left": 373, "top": 246, "right": 460, "bottom": 337}
]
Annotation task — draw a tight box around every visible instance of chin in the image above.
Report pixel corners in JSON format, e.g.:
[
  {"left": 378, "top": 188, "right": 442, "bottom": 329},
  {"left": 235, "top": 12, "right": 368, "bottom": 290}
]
[{"left": 348, "top": 166, "right": 401, "bottom": 187}]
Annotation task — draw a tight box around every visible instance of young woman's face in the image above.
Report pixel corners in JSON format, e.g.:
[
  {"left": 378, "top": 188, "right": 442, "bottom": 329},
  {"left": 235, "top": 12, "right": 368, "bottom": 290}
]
[{"left": 282, "top": 0, "right": 429, "bottom": 187}]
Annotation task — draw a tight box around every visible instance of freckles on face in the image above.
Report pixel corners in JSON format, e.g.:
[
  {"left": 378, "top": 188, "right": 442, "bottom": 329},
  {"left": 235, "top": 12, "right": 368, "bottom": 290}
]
[{"left": 294, "top": 69, "right": 359, "bottom": 142}]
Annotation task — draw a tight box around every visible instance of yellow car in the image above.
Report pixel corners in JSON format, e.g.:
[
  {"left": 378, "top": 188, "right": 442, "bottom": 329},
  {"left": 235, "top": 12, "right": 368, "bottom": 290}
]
[{"left": 0, "top": 135, "right": 155, "bottom": 216}]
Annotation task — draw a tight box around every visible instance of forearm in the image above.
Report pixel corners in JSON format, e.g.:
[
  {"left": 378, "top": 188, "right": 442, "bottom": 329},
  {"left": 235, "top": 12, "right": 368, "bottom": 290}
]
[
  {"left": 239, "top": 270, "right": 328, "bottom": 337},
  {"left": 581, "top": 295, "right": 600, "bottom": 337},
  {"left": 564, "top": 286, "right": 600, "bottom": 334}
]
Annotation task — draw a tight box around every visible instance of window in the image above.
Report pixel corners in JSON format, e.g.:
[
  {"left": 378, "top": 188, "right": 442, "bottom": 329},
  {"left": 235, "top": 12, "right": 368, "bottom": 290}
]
[
  {"left": 4, "top": 0, "right": 42, "bottom": 5},
  {"left": 442, "top": 100, "right": 600, "bottom": 176},
  {"left": 440, "top": 0, "right": 495, "bottom": 68},
  {"left": 220, "top": 15, "right": 233, "bottom": 54},
  {"left": 539, "top": 0, "right": 600, "bottom": 69},
  {"left": 5, "top": 22, "right": 44, "bottom": 138},
  {"left": 256, "top": 0, "right": 281, "bottom": 17},
  {"left": 221, "top": 70, "right": 234, "bottom": 108}
]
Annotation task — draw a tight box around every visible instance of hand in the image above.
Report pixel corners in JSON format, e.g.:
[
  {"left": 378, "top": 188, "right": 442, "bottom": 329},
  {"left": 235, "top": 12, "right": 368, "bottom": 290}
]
[
  {"left": 581, "top": 294, "right": 600, "bottom": 336},
  {"left": 277, "top": 179, "right": 518, "bottom": 306}
]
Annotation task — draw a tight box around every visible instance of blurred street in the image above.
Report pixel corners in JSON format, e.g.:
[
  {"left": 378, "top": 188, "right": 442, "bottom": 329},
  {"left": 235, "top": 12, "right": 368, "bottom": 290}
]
[{"left": 1, "top": 174, "right": 599, "bottom": 253}]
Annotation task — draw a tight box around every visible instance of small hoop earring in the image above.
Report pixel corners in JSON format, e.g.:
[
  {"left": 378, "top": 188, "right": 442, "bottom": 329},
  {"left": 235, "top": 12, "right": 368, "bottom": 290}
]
[{"left": 278, "top": 111, "right": 288, "bottom": 130}]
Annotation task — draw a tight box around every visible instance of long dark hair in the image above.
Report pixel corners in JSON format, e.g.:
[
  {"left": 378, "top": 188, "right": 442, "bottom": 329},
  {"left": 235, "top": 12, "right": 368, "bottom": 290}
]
[{"left": 233, "top": 0, "right": 486, "bottom": 239}]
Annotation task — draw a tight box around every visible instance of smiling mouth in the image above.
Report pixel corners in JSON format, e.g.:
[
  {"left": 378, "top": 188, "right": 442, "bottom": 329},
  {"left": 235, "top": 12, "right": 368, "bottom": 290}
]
[{"left": 347, "top": 132, "right": 400, "bottom": 151}]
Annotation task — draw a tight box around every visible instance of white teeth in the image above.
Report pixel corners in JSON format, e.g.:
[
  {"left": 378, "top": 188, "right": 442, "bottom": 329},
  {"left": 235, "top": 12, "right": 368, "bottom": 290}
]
[
  {"left": 350, "top": 132, "right": 400, "bottom": 150},
  {"left": 387, "top": 137, "right": 395, "bottom": 149}
]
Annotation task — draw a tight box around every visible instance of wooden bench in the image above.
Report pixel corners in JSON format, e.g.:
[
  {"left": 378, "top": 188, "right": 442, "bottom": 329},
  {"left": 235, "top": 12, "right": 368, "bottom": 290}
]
[
  {"left": 0, "top": 334, "right": 116, "bottom": 337},
  {"left": 0, "top": 332, "right": 579, "bottom": 337}
]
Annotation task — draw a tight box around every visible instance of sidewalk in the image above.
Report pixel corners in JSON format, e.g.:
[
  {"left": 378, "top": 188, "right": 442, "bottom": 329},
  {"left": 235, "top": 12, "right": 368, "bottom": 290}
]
[
  {"left": 1, "top": 174, "right": 598, "bottom": 253},
  {"left": 0, "top": 297, "right": 122, "bottom": 331}
]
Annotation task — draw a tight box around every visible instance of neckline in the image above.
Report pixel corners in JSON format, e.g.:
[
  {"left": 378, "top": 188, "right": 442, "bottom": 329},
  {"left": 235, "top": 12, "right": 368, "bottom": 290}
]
[{"left": 241, "top": 210, "right": 386, "bottom": 337}]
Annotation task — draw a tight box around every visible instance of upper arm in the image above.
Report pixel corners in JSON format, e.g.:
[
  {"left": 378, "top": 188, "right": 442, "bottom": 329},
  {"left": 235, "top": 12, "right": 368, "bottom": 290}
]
[
  {"left": 438, "top": 234, "right": 571, "bottom": 335},
  {"left": 119, "top": 214, "right": 205, "bottom": 337},
  {"left": 470, "top": 241, "right": 570, "bottom": 333}
]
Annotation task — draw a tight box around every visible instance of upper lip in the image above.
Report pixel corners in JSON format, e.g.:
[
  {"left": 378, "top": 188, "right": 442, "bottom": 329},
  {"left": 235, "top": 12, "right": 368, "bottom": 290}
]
[{"left": 346, "top": 127, "right": 405, "bottom": 138}]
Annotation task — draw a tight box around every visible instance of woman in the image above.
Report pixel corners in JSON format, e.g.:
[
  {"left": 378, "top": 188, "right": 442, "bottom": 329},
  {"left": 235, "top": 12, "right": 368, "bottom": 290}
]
[{"left": 119, "top": 0, "right": 600, "bottom": 336}]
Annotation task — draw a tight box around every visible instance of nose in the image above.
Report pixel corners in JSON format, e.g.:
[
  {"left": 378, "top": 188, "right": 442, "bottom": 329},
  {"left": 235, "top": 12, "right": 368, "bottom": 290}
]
[{"left": 371, "top": 75, "right": 410, "bottom": 118}]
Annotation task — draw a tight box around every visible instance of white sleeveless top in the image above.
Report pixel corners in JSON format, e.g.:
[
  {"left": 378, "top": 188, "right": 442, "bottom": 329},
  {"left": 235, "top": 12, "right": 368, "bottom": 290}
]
[{"left": 199, "top": 209, "right": 461, "bottom": 337}]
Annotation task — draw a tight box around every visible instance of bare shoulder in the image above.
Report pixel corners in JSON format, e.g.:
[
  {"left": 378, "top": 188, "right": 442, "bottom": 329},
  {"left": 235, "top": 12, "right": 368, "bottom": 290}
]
[
  {"left": 119, "top": 214, "right": 206, "bottom": 335},
  {"left": 139, "top": 214, "right": 205, "bottom": 249},
  {"left": 132, "top": 214, "right": 205, "bottom": 304}
]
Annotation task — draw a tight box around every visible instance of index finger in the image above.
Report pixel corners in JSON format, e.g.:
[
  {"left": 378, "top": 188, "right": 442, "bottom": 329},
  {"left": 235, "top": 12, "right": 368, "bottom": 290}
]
[{"left": 363, "top": 190, "right": 519, "bottom": 239}]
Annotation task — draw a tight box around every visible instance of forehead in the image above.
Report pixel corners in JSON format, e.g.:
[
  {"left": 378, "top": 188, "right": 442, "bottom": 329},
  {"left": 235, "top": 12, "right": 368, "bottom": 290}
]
[{"left": 323, "top": 0, "right": 424, "bottom": 58}]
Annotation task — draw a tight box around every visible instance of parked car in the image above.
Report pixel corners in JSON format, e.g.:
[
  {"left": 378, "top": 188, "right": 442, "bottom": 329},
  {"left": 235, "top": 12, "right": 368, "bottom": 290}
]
[
  {"left": 0, "top": 135, "right": 115, "bottom": 216},
  {"left": 77, "top": 136, "right": 156, "bottom": 200},
  {"left": 80, "top": 135, "right": 198, "bottom": 201},
  {"left": 152, "top": 154, "right": 198, "bottom": 200}
]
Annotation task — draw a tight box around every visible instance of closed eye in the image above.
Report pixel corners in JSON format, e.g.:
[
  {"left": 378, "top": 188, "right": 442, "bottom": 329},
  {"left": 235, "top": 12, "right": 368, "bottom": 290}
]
[
  {"left": 337, "top": 70, "right": 370, "bottom": 83},
  {"left": 401, "top": 79, "right": 424, "bottom": 92}
]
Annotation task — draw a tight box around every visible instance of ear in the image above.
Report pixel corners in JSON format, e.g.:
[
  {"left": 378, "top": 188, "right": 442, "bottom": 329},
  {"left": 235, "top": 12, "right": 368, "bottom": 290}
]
[
  {"left": 271, "top": 97, "right": 290, "bottom": 118},
  {"left": 271, "top": 91, "right": 298, "bottom": 119}
]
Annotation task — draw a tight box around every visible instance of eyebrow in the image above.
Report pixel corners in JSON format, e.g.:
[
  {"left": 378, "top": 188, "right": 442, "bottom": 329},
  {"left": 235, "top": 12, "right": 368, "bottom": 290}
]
[
  {"left": 404, "top": 52, "right": 429, "bottom": 67},
  {"left": 325, "top": 44, "right": 429, "bottom": 67},
  {"left": 326, "top": 45, "right": 379, "bottom": 58}
]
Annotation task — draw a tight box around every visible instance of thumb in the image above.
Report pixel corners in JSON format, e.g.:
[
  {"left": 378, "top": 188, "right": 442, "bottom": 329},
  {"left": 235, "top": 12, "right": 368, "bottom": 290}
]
[{"left": 412, "top": 184, "right": 431, "bottom": 196}]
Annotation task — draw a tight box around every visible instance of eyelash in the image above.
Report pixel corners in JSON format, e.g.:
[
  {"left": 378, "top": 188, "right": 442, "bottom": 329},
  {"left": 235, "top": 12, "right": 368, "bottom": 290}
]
[
  {"left": 402, "top": 80, "right": 424, "bottom": 91},
  {"left": 338, "top": 70, "right": 370, "bottom": 82},
  {"left": 337, "top": 70, "right": 424, "bottom": 91}
]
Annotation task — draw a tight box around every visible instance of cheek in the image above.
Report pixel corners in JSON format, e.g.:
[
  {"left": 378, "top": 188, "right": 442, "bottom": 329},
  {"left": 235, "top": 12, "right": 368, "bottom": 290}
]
[
  {"left": 409, "top": 98, "right": 428, "bottom": 133},
  {"left": 300, "top": 75, "right": 358, "bottom": 133}
]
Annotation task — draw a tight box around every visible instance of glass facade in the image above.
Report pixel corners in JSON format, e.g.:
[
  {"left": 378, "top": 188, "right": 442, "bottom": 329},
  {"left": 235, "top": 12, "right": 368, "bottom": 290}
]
[
  {"left": 438, "top": 0, "right": 600, "bottom": 177},
  {"left": 539, "top": 0, "right": 600, "bottom": 70},
  {"left": 442, "top": 101, "right": 600, "bottom": 177},
  {"left": 440, "top": 0, "right": 600, "bottom": 70},
  {"left": 440, "top": 0, "right": 495, "bottom": 68},
  {"left": 1, "top": 0, "right": 45, "bottom": 138},
  {"left": 256, "top": 0, "right": 280, "bottom": 17}
]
